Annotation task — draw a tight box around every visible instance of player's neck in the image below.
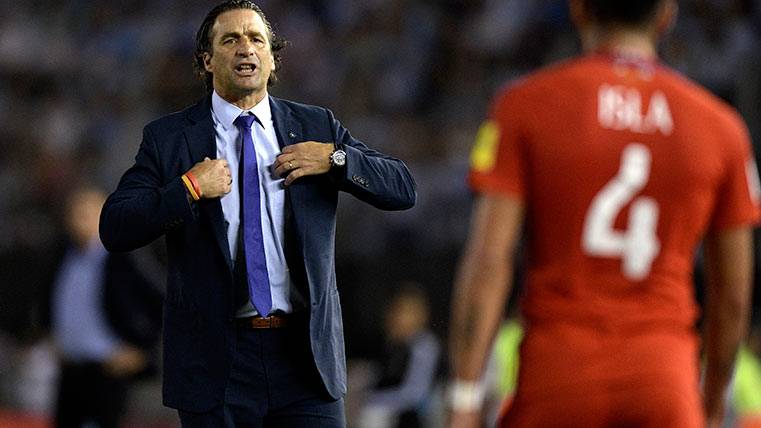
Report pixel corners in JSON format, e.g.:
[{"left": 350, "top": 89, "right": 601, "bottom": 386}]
[{"left": 585, "top": 28, "right": 658, "bottom": 61}]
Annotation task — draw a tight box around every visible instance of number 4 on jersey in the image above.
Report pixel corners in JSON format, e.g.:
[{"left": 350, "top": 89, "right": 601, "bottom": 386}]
[{"left": 582, "top": 144, "right": 660, "bottom": 281}]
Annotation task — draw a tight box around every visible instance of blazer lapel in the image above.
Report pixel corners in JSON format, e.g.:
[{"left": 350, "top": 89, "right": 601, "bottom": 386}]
[
  {"left": 271, "top": 97, "right": 319, "bottom": 297},
  {"left": 183, "top": 96, "right": 233, "bottom": 272},
  {"left": 269, "top": 96, "right": 302, "bottom": 150}
]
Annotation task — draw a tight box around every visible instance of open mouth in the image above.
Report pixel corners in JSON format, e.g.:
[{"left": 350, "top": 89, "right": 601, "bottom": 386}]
[{"left": 235, "top": 63, "right": 257, "bottom": 75}]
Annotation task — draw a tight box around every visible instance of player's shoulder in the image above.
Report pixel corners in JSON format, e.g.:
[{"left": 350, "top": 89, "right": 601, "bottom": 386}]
[
  {"left": 144, "top": 97, "right": 209, "bottom": 134},
  {"left": 656, "top": 65, "right": 747, "bottom": 135},
  {"left": 145, "top": 109, "right": 187, "bottom": 131},
  {"left": 491, "top": 56, "right": 598, "bottom": 106}
]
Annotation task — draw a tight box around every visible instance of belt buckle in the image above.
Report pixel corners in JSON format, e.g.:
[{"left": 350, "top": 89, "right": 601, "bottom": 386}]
[
  {"left": 260, "top": 316, "right": 275, "bottom": 328},
  {"left": 237, "top": 312, "right": 293, "bottom": 329},
  {"left": 255, "top": 313, "right": 285, "bottom": 329}
]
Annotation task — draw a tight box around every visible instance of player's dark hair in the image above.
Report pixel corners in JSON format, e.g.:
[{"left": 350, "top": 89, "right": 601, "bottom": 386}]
[
  {"left": 584, "top": 0, "right": 664, "bottom": 26},
  {"left": 193, "top": 0, "right": 287, "bottom": 92}
]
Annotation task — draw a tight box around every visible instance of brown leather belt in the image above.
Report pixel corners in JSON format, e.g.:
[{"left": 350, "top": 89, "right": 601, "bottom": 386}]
[{"left": 237, "top": 313, "right": 291, "bottom": 329}]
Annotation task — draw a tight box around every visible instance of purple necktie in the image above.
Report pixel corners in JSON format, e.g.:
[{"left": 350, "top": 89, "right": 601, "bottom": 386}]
[{"left": 234, "top": 114, "right": 272, "bottom": 317}]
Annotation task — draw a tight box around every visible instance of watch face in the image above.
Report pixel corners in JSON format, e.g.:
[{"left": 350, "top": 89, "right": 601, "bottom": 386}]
[{"left": 332, "top": 150, "right": 347, "bottom": 166}]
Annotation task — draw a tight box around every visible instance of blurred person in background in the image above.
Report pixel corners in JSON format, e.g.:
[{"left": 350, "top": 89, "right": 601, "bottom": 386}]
[
  {"left": 43, "top": 185, "right": 162, "bottom": 428},
  {"left": 482, "top": 317, "right": 522, "bottom": 425},
  {"left": 447, "top": 0, "right": 760, "bottom": 427},
  {"left": 732, "top": 324, "right": 761, "bottom": 427},
  {"left": 733, "top": 342, "right": 761, "bottom": 427},
  {"left": 358, "top": 284, "right": 440, "bottom": 428},
  {"left": 98, "top": 0, "right": 416, "bottom": 426}
]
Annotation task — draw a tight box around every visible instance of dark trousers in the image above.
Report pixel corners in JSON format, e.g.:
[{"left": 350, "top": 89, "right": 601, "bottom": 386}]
[
  {"left": 54, "top": 361, "right": 129, "bottom": 428},
  {"left": 179, "top": 319, "right": 345, "bottom": 428}
]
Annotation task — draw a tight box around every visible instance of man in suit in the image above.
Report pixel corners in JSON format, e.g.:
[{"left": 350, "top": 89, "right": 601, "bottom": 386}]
[
  {"left": 47, "top": 186, "right": 163, "bottom": 428},
  {"left": 99, "top": 1, "right": 416, "bottom": 426}
]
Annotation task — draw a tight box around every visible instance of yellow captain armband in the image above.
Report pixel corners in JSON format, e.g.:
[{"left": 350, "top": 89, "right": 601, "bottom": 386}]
[{"left": 470, "top": 120, "right": 500, "bottom": 173}]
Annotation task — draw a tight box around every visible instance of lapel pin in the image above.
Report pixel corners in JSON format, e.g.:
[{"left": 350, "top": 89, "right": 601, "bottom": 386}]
[{"left": 288, "top": 131, "right": 296, "bottom": 139}]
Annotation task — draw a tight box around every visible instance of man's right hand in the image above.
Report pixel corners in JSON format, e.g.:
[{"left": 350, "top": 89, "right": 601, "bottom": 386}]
[
  {"left": 105, "top": 344, "right": 147, "bottom": 378},
  {"left": 187, "top": 157, "right": 232, "bottom": 198}
]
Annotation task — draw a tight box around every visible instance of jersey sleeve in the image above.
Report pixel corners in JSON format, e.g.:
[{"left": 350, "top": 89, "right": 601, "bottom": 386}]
[
  {"left": 468, "top": 87, "right": 527, "bottom": 199},
  {"left": 709, "top": 118, "right": 761, "bottom": 231}
]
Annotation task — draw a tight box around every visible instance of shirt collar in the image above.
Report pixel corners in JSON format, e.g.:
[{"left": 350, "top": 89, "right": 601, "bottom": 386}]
[{"left": 211, "top": 90, "right": 272, "bottom": 130}]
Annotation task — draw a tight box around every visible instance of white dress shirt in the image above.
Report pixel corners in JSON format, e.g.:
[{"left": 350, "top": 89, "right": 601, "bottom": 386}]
[{"left": 211, "top": 91, "right": 305, "bottom": 317}]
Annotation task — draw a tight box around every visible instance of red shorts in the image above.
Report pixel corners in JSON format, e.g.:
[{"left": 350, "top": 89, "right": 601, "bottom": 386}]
[{"left": 498, "top": 323, "right": 704, "bottom": 428}]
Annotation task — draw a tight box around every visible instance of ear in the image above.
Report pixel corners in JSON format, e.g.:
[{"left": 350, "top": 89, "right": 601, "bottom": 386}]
[
  {"left": 569, "top": 0, "right": 587, "bottom": 30},
  {"left": 655, "top": 0, "right": 678, "bottom": 37},
  {"left": 203, "top": 52, "right": 214, "bottom": 73}
]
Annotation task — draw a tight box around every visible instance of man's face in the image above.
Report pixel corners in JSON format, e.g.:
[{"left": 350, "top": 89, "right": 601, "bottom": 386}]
[
  {"left": 203, "top": 9, "right": 275, "bottom": 102},
  {"left": 66, "top": 190, "right": 105, "bottom": 248}
]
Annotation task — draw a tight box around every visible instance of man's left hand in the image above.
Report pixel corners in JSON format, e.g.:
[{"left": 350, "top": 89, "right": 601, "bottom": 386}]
[{"left": 274, "top": 142, "right": 334, "bottom": 186}]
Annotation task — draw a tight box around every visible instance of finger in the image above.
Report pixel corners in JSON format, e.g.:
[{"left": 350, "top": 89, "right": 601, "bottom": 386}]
[
  {"left": 275, "top": 153, "right": 296, "bottom": 165},
  {"left": 281, "top": 145, "right": 295, "bottom": 154},
  {"left": 274, "top": 157, "right": 298, "bottom": 177},
  {"left": 274, "top": 163, "right": 290, "bottom": 177},
  {"left": 285, "top": 169, "right": 304, "bottom": 186}
]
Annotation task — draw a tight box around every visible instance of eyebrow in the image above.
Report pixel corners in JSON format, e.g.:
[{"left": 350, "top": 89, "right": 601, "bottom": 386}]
[{"left": 218, "top": 30, "right": 266, "bottom": 41}]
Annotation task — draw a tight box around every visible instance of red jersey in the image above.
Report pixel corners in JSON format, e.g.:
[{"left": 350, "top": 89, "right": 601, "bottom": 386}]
[
  {"left": 470, "top": 52, "right": 760, "bottom": 330},
  {"left": 469, "top": 52, "right": 760, "bottom": 425}
]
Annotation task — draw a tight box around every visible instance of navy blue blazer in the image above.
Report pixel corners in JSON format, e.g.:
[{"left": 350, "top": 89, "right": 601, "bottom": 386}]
[{"left": 99, "top": 95, "right": 416, "bottom": 412}]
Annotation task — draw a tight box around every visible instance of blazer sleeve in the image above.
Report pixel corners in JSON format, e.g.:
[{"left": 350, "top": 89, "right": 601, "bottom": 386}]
[
  {"left": 327, "top": 109, "right": 417, "bottom": 210},
  {"left": 103, "top": 252, "right": 164, "bottom": 349},
  {"left": 100, "top": 125, "right": 198, "bottom": 252}
]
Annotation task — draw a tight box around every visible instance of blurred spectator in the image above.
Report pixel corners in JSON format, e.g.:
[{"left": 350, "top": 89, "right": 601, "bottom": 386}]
[
  {"left": 41, "top": 186, "right": 163, "bottom": 428},
  {"left": 358, "top": 284, "right": 441, "bottom": 428},
  {"left": 735, "top": 325, "right": 761, "bottom": 428},
  {"left": 483, "top": 319, "right": 522, "bottom": 425},
  {"left": 735, "top": 344, "right": 761, "bottom": 421}
]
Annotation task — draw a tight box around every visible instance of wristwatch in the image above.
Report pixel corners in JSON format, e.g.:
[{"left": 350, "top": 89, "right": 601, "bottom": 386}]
[{"left": 329, "top": 145, "right": 346, "bottom": 168}]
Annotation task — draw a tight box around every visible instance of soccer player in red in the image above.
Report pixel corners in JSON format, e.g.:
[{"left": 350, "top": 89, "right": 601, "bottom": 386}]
[{"left": 447, "top": 1, "right": 760, "bottom": 427}]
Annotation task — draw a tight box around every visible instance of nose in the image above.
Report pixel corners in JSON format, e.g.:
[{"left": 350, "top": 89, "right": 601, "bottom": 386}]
[{"left": 236, "top": 38, "right": 255, "bottom": 56}]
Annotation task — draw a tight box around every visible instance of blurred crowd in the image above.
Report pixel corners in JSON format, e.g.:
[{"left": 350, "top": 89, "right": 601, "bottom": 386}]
[{"left": 1, "top": 0, "right": 760, "bottom": 426}]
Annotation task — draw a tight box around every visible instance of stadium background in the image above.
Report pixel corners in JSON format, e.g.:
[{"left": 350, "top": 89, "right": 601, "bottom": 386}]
[{"left": 0, "top": 0, "right": 759, "bottom": 425}]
